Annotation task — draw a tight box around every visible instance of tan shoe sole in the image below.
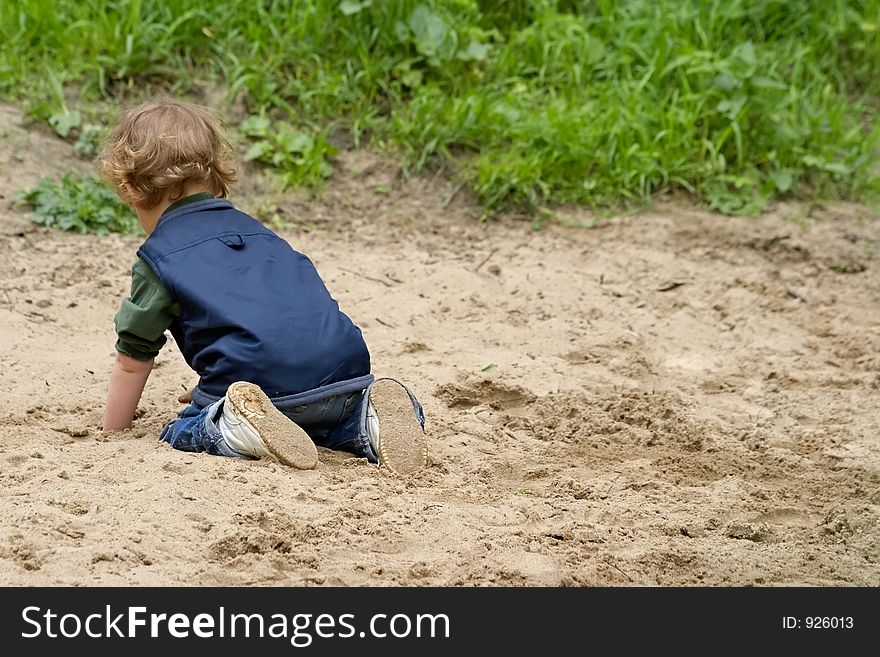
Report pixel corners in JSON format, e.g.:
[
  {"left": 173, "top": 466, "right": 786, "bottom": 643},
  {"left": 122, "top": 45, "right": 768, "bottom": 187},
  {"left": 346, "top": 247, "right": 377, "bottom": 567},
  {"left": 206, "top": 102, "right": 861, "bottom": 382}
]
[
  {"left": 226, "top": 381, "right": 318, "bottom": 470},
  {"left": 370, "top": 380, "right": 427, "bottom": 476}
]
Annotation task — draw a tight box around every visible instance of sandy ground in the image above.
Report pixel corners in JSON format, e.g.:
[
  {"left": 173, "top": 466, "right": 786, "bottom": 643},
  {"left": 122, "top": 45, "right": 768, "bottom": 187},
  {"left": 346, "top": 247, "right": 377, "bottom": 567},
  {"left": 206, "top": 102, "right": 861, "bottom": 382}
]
[{"left": 0, "top": 102, "right": 878, "bottom": 586}]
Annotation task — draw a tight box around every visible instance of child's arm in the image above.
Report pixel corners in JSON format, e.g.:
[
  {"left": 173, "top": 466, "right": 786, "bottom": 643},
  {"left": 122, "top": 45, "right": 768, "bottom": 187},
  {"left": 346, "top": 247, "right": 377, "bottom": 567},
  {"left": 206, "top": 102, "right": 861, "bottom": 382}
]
[{"left": 102, "top": 353, "right": 154, "bottom": 431}]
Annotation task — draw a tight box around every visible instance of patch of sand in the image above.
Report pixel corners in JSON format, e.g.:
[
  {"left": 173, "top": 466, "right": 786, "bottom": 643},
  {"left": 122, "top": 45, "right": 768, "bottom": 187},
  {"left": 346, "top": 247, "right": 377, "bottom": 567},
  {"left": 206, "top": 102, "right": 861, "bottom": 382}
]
[{"left": 0, "top": 102, "right": 878, "bottom": 586}]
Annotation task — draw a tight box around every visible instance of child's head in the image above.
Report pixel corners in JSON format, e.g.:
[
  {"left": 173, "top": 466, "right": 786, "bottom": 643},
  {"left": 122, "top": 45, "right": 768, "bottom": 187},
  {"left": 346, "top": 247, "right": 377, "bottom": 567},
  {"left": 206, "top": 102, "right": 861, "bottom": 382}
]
[{"left": 98, "top": 98, "right": 237, "bottom": 209}]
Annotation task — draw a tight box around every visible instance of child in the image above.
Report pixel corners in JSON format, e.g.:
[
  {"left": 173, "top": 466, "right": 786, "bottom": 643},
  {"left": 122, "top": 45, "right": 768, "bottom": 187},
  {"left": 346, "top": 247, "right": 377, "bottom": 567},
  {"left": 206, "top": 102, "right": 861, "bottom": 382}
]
[{"left": 97, "top": 98, "right": 427, "bottom": 476}]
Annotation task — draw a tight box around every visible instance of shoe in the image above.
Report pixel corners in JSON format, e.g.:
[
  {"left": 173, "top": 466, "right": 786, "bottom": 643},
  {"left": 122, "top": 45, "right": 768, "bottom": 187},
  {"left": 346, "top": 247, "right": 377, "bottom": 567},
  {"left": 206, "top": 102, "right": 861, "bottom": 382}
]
[
  {"left": 366, "top": 379, "right": 427, "bottom": 476},
  {"left": 218, "top": 381, "right": 318, "bottom": 470}
]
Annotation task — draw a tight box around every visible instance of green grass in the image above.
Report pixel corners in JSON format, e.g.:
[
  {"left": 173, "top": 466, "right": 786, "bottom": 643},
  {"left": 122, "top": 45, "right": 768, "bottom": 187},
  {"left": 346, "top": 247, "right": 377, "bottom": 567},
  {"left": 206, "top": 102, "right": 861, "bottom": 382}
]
[{"left": 2, "top": 0, "right": 879, "bottom": 218}]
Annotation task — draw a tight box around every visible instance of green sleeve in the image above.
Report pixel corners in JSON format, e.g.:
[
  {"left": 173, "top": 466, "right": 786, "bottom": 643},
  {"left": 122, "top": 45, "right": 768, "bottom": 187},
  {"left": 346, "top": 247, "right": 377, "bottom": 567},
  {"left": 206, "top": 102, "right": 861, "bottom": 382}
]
[{"left": 114, "top": 257, "right": 181, "bottom": 360}]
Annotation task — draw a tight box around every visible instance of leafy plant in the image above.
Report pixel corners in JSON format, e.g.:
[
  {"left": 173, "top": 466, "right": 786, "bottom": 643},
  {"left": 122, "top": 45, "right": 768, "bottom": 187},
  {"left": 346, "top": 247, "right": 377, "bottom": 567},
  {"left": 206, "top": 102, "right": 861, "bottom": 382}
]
[
  {"left": 239, "top": 115, "right": 338, "bottom": 191},
  {"left": 48, "top": 110, "right": 81, "bottom": 139},
  {"left": 18, "top": 173, "right": 140, "bottom": 235},
  {"left": 73, "top": 123, "right": 107, "bottom": 159}
]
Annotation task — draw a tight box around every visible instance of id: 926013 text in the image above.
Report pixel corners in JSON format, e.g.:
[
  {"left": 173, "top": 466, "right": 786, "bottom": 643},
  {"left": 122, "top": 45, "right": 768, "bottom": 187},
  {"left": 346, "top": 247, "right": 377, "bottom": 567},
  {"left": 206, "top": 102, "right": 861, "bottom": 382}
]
[{"left": 782, "top": 616, "right": 854, "bottom": 630}]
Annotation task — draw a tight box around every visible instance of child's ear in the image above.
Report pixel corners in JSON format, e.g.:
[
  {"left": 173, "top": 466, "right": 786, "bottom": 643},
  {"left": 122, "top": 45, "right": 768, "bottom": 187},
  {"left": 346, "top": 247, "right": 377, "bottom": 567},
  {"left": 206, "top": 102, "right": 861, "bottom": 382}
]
[{"left": 118, "top": 180, "right": 136, "bottom": 205}]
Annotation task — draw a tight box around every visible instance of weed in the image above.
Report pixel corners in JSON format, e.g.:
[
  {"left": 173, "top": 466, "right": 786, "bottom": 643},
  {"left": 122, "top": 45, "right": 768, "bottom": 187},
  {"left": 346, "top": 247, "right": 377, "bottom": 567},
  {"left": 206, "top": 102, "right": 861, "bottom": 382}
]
[
  {"left": 239, "top": 114, "right": 337, "bottom": 191},
  {"left": 48, "top": 110, "right": 81, "bottom": 139},
  {"left": 18, "top": 173, "right": 140, "bottom": 235},
  {"left": 73, "top": 124, "right": 108, "bottom": 159}
]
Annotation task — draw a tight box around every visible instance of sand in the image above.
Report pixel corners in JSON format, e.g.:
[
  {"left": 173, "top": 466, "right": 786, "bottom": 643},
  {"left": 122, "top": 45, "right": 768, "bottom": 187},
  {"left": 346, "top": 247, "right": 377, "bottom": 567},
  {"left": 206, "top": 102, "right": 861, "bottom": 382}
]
[{"left": 0, "top": 102, "right": 878, "bottom": 586}]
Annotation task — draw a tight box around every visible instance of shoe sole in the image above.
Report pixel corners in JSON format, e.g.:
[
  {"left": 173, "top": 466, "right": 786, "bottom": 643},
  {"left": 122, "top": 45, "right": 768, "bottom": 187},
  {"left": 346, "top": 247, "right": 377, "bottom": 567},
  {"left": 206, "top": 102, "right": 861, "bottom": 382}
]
[
  {"left": 370, "top": 380, "right": 427, "bottom": 476},
  {"left": 226, "top": 382, "right": 318, "bottom": 470}
]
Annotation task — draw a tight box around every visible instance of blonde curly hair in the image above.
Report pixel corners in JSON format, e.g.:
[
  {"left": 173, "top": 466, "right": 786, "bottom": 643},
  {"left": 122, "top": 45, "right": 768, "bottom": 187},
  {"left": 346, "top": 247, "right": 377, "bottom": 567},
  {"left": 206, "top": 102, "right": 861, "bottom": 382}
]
[{"left": 97, "top": 98, "right": 237, "bottom": 209}]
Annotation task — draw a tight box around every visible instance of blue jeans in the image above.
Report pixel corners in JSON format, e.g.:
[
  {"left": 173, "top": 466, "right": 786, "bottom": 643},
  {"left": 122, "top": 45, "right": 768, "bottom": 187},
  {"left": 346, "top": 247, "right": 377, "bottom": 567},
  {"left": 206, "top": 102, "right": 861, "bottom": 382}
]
[{"left": 160, "top": 389, "right": 377, "bottom": 462}]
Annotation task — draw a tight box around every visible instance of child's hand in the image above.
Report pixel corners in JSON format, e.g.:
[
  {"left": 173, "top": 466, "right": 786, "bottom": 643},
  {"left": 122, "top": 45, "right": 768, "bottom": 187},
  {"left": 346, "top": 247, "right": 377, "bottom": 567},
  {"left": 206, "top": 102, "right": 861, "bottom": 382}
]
[{"left": 178, "top": 386, "right": 193, "bottom": 404}]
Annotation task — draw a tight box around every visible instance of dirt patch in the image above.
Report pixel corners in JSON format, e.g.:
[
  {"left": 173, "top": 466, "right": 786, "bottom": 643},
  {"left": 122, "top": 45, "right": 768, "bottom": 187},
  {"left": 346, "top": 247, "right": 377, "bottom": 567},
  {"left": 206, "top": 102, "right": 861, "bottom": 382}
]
[{"left": 1, "top": 102, "right": 878, "bottom": 586}]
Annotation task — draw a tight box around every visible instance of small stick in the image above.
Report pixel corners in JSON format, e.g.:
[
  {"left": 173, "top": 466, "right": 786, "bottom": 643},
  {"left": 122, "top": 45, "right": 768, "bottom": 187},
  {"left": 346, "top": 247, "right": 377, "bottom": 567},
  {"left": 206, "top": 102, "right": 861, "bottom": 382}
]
[
  {"left": 603, "top": 473, "right": 621, "bottom": 498},
  {"left": 474, "top": 248, "right": 499, "bottom": 273},
  {"left": 443, "top": 181, "right": 466, "bottom": 208},
  {"left": 339, "top": 267, "right": 395, "bottom": 287},
  {"left": 786, "top": 288, "right": 807, "bottom": 303},
  {"left": 607, "top": 559, "right": 634, "bottom": 582}
]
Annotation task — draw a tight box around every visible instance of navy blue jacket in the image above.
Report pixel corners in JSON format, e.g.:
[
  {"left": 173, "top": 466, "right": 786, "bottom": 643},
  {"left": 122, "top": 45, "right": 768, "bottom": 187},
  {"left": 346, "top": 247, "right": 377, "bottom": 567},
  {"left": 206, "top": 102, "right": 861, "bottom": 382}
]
[{"left": 138, "top": 198, "right": 371, "bottom": 406}]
